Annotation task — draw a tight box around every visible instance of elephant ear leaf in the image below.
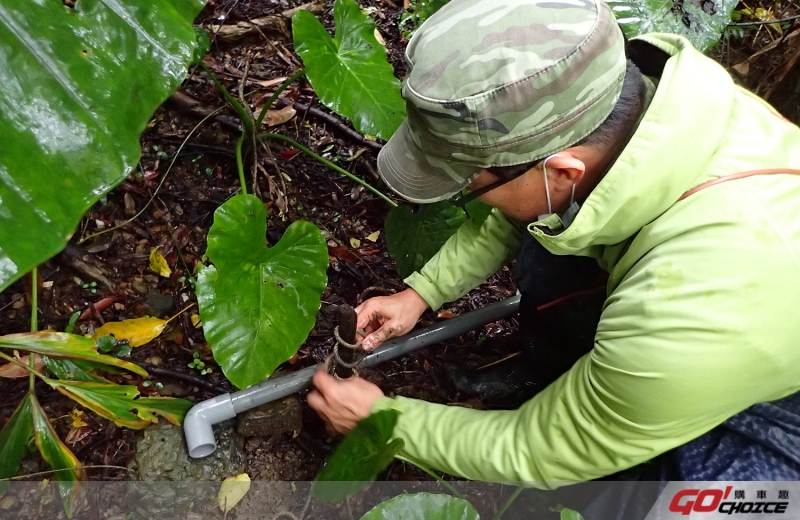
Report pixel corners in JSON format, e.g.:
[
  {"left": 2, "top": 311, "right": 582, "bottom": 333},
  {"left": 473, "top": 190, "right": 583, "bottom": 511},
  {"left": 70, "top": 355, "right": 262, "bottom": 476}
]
[
  {"left": 361, "top": 493, "right": 480, "bottom": 520},
  {"left": 312, "top": 410, "right": 404, "bottom": 502},
  {"left": 293, "top": 0, "right": 406, "bottom": 139},
  {"left": 196, "top": 195, "right": 328, "bottom": 389},
  {"left": 0, "top": 0, "right": 207, "bottom": 292},
  {"left": 385, "top": 202, "right": 467, "bottom": 279},
  {"left": 608, "top": 0, "right": 737, "bottom": 52}
]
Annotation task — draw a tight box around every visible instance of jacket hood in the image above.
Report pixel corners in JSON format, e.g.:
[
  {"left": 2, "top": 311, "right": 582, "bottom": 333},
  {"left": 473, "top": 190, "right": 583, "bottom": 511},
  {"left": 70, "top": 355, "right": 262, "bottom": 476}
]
[{"left": 529, "top": 34, "right": 735, "bottom": 255}]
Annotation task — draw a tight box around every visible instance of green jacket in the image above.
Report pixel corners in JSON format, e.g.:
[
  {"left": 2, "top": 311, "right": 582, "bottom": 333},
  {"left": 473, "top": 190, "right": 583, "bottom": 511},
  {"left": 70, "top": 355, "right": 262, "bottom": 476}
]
[{"left": 372, "top": 33, "right": 800, "bottom": 487}]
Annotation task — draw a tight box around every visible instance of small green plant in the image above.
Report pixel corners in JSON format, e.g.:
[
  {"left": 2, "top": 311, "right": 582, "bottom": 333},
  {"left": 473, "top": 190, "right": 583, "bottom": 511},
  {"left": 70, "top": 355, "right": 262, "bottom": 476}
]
[{"left": 188, "top": 352, "right": 212, "bottom": 375}]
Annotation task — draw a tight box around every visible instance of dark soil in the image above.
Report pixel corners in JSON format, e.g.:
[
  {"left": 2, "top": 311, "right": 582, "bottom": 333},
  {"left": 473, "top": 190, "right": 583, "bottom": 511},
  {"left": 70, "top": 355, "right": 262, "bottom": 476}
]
[{"left": 0, "top": 0, "right": 799, "bottom": 518}]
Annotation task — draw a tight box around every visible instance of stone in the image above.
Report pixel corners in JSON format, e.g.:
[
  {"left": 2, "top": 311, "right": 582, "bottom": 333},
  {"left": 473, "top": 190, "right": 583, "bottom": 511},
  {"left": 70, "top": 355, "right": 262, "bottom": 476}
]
[
  {"left": 126, "top": 421, "right": 246, "bottom": 517},
  {"left": 236, "top": 396, "right": 302, "bottom": 438},
  {"left": 0, "top": 496, "right": 16, "bottom": 510}
]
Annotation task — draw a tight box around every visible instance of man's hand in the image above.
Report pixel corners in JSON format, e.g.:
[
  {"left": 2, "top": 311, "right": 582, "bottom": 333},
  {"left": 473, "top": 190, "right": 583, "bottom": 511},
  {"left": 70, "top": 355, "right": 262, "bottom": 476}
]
[
  {"left": 355, "top": 288, "right": 429, "bottom": 350},
  {"left": 307, "top": 370, "right": 385, "bottom": 435}
]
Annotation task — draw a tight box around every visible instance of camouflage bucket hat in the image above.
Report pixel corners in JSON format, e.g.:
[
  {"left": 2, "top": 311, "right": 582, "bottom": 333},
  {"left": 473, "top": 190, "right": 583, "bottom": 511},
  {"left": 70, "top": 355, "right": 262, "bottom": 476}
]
[{"left": 377, "top": 0, "right": 627, "bottom": 204}]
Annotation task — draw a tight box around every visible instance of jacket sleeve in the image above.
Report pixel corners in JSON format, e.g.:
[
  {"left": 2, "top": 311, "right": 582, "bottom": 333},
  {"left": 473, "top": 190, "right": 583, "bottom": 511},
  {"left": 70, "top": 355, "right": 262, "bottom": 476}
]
[
  {"left": 372, "top": 226, "right": 800, "bottom": 487},
  {"left": 404, "top": 208, "right": 523, "bottom": 310}
]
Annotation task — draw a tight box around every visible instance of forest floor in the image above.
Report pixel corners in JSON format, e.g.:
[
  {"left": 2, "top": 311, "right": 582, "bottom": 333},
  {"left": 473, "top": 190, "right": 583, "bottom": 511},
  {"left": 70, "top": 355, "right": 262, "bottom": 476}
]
[{"left": 0, "top": 0, "right": 799, "bottom": 518}]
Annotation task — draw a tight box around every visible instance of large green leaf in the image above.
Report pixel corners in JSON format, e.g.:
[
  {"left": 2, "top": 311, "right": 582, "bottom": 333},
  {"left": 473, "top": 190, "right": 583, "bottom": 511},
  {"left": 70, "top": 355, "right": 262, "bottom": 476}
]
[
  {"left": 312, "top": 410, "right": 404, "bottom": 502},
  {"left": 30, "top": 393, "right": 83, "bottom": 517},
  {"left": 0, "top": 332, "right": 147, "bottom": 377},
  {"left": 608, "top": 0, "right": 737, "bottom": 52},
  {"left": 196, "top": 195, "right": 328, "bottom": 389},
  {"left": 0, "top": 0, "right": 207, "bottom": 291},
  {"left": 385, "top": 202, "right": 467, "bottom": 279},
  {"left": 0, "top": 393, "right": 35, "bottom": 493},
  {"left": 47, "top": 379, "right": 192, "bottom": 429},
  {"left": 293, "top": 0, "right": 405, "bottom": 140},
  {"left": 361, "top": 493, "right": 480, "bottom": 520}
]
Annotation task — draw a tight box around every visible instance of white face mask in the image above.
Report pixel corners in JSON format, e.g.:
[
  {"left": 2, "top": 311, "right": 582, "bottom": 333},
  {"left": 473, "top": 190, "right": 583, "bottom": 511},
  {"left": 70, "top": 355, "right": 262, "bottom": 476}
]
[{"left": 538, "top": 153, "right": 577, "bottom": 221}]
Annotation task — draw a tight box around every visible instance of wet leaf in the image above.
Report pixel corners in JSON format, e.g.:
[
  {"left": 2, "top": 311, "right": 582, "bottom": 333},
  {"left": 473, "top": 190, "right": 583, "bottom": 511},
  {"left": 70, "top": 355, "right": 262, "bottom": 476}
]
[
  {"left": 217, "top": 473, "right": 251, "bottom": 513},
  {"left": 30, "top": 393, "right": 83, "bottom": 517},
  {"left": 261, "top": 106, "right": 297, "bottom": 127},
  {"left": 196, "top": 195, "right": 328, "bottom": 389},
  {"left": 0, "top": 0, "right": 207, "bottom": 292},
  {"left": 93, "top": 317, "right": 168, "bottom": 347},
  {"left": 366, "top": 230, "right": 381, "bottom": 242},
  {"left": 385, "top": 202, "right": 467, "bottom": 279},
  {"left": 149, "top": 247, "right": 172, "bottom": 278},
  {"left": 0, "top": 354, "right": 43, "bottom": 378},
  {"left": 312, "top": 410, "right": 403, "bottom": 502},
  {"left": 361, "top": 493, "right": 480, "bottom": 520},
  {"left": 608, "top": 0, "right": 737, "bottom": 52},
  {"left": 0, "top": 393, "right": 35, "bottom": 493},
  {"left": 48, "top": 380, "right": 192, "bottom": 429},
  {"left": 293, "top": 0, "right": 405, "bottom": 139},
  {"left": 350, "top": 237, "right": 361, "bottom": 248},
  {"left": 0, "top": 332, "right": 147, "bottom": 377}
]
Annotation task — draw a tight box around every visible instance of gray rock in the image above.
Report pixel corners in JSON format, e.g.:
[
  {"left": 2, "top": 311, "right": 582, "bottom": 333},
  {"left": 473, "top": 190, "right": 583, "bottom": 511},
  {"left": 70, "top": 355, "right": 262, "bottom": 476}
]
[
  {"left": 236, "top": 396, "right": 303, "bottom": 438},
  {"left": 125, "top": 421, "right": 246, "bottom": 518}
]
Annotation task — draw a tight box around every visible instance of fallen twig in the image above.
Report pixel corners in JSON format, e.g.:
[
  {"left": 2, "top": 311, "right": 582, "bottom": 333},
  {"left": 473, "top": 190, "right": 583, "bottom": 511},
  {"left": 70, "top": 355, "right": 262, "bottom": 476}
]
[{"left": 134, "top": 361, "right": 229, "bottom": 394}]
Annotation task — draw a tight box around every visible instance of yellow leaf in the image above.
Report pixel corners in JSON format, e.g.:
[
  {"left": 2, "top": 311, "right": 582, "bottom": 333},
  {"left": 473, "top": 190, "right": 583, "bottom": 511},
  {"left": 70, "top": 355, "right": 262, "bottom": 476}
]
[
  {"left": 350, "top": 237, "right": 361, "bottom": 248},
  {"left": 374, "top": 28, "right": 386, "bottom": 46},
  {"left": 191, "top": 314, "right": 202, "bottom": 328},
  {"left": 93, "top": 317, "right": 168, "bottom": 347},
  {"left": 218, "top": 473, "right": 251, "bottom": 513},
  {"left": 366, "top": 230, "right": 380, "bottom": 242},
  {"left": 69, "top": 409, "right": 88, "bottom": 428},
  {"left": 149, "top": 247, "right": 172, "bottom": 278},
  {"left": 262, "top": 106, "right": 296, "bottom": 127}
]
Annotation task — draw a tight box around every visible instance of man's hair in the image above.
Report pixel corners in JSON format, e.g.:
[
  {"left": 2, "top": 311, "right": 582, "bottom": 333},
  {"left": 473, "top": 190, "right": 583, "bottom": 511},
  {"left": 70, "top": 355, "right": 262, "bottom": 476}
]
[{"left": 487, "top": 59, "right": 647, "bottom": 181}]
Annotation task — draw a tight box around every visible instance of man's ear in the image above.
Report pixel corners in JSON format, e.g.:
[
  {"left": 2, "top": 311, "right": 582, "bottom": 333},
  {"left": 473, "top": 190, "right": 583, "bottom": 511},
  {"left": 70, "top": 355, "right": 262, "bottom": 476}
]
[{"left": 543, "top": 152, "right": 586, "bottom": 191}]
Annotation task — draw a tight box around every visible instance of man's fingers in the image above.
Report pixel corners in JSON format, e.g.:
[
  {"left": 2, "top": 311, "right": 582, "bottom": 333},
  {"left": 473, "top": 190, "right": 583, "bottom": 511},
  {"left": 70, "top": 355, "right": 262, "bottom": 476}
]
[
  {"left": 307, "top": 389, "right": 329, "bottom": 413},
  {"left": 355, "top": 301, "right": 378, "bottom": 330},
  {"left": 312, "top": 369, "right": 337, "bottom": 395},
  {"left": 363, "top": 322, "right": 396, "bottom": 350}
]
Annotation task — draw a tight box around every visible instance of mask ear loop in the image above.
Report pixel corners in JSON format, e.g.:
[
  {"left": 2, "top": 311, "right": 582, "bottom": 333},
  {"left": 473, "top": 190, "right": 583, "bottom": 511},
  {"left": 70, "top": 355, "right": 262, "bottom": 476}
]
[
  {"left": 570, "top": 183, "right": 576, "bottom": 206},
  {"left": 541, "top": 154, "right": 561, "bottom": 217}
]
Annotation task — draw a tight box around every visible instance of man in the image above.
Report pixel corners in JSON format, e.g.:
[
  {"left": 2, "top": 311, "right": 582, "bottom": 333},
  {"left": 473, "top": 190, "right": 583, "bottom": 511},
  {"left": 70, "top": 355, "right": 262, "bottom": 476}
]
[{"left": 307, "top": 0, "right": 800, "bottom": 507}]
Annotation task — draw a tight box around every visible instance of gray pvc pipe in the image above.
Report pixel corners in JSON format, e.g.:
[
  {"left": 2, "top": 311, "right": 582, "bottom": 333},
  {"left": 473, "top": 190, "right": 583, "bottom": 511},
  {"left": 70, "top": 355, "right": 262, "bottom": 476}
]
[{"left": 184, "top": 294, "right": 521, "bottom": 458}]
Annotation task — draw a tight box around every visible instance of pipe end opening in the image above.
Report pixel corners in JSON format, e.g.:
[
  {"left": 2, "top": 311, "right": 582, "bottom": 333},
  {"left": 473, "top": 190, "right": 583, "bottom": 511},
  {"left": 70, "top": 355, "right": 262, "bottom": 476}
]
[{"left": 189, "top": 443, "right": 216, "bottom": 459}]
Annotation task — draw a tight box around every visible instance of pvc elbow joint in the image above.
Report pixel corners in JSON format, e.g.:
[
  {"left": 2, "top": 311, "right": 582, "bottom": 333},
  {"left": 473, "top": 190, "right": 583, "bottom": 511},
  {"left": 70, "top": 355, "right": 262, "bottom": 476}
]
[{"left": 184, "top": 394, "right": 236, "bottom": 459}]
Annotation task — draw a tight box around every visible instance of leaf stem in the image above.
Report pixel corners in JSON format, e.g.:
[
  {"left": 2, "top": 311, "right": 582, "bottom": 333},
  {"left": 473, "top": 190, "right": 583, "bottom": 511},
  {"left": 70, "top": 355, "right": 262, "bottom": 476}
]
[
  {"left": 29, "top": 268, "right": 38, "bottom": 390},
  {"left": 259, "top": 133, "right": 398, "bottom": 207},
  {"left": 490, "top": 486, "right": 523, "bottom": 520},
  {"left": 236, "top": 134, "right": 248, "bottom": 194},
  {"left": 255, "top": 69, "right": 306, "bottom": 129},
  {"left": 201, "top": 64, "right": 254, "bottom": 137},
  {"left": 409, "top": 461, "right": 464, "bottom": 500}
]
